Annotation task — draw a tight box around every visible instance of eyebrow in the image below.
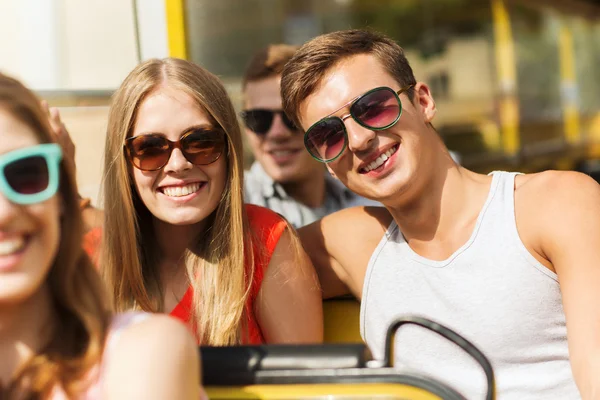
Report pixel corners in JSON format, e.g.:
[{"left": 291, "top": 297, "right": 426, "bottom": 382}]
[{"left": 133, "top": 123, "right": 217, "bottom": 138}]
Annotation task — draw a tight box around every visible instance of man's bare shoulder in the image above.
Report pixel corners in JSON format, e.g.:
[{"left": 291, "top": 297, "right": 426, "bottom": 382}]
[
  {"left": 317, "top": 205, "right": 393, "bottom": 237},
  {"left": 299, "top": 206, "right": 392, "bottom": 267},
  {"left": 298, "top": 206, "right": 393, "bottom": 298},
  {"left": 515, "top": 170, "right": 600, "bottom": 251},
  {"left": 516, "top": 170, "right": 600, "bottom": 204}
]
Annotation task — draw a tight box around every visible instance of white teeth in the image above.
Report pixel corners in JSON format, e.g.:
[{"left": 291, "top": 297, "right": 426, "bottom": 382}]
[
  {"left": 0, "top": 237, "right": 25, "bottom": 256},
  {"left": 363, "top": 146, "right": 398, "bottom": 172},
  {"left": 162, "top": 183, "right": 201, "bottom": 197}
]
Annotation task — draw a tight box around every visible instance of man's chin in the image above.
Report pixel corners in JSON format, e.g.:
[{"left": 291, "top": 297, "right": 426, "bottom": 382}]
[
  {"left": 263, "top": 164, "right": 299, "bottom": 181},
  {"left": 270, "top": 171, "right": 314, "bottom": 185},
  {"left": 258, "top": 158, "right": 323, "bottom": 182}
]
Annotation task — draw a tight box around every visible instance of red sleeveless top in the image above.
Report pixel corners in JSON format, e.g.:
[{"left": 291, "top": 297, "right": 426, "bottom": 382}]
[
  {"left": 83, "top": 226, "right": 102, "bottom": 266},
  {"left": 83, "top": 204, "right": 287, "bottom": 345},
  {"left": 169, "top": 204, "right": 287, "bottom": 344}
]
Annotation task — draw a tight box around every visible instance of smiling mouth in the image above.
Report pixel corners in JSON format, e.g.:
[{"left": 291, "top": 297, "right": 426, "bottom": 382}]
[
  {"left": 159, "top": 182, "right": 205, "bottom": 197},
  {"left": 360, "top": 144, "right": 399, "bottom": 173},
  {"left": 0, "top": 236, "right": 27, "bottom": 256}
]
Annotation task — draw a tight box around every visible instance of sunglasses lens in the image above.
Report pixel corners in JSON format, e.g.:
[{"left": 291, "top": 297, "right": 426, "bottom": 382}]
[
  {"left": 305, "top": 118, "right": 346, "bottom": 162},
  {"left": 281, "top": 113, "right": 297, "bottom": 131},
  {"left": 5, "top": 156, "right": 50, "bottom": 195},
  {"left": 128, "top": 135, "right": 170, "bottom": 171},
  {"left": 351, "top": 88, "right": 401, "bottom": 129},
  {"left": 242, "top": 110, "right": 274, "bottom": 135},
  {"left": 181, "top": 129, "right": 225, "bottom": 165}
]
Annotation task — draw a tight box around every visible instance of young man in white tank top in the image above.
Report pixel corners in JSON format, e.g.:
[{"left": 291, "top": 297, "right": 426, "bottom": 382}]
[{"left": 281, "top": 29, "right": 600, "bottom": 399}]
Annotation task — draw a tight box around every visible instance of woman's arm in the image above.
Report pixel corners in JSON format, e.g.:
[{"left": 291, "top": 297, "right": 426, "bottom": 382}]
[
  {"left": 255, "top": 228, "right": 324, "bottom": 344},
  {"left": 103, "top": 314, "right": 201, "bottom": 399}
]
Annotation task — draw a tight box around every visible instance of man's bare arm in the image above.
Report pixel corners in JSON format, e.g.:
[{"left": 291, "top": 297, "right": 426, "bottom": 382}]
[
  {"left": 521, "top": 171, "right": 600, "bottom": 399},
  {"left": 299, "top": 206, "right": 392, "bottom": 299}
]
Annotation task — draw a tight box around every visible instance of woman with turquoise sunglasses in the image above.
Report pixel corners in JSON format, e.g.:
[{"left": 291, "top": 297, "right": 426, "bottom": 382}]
[{"left": 0, "top": 74, "right": 200, "bottom": 399}]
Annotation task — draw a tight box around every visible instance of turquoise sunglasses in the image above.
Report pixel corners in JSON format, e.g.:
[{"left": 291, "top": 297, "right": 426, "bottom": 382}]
[{"left": 0, "top": 143, "right": 63, "bottom": 205}]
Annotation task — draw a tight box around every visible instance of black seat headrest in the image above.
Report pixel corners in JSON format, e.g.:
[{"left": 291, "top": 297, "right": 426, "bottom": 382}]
[{"left": 200, "top": 343, "right": 370, "bottom": 386}]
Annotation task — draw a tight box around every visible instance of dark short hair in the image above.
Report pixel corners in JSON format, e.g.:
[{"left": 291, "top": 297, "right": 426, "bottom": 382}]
[
  {"left": 242, "top": 44, "right": 299, "bottom": 89},
  {"left": 281, "top": 29, "right": 417, "bottom": 128}
]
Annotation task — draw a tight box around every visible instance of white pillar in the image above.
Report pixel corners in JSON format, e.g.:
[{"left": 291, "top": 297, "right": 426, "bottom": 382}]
[
  {"left": 135, "top": 0, "right": 169, "bottom": 60},
  {"left": 0, "top": 0, "right": 62, "bottom": 90}
]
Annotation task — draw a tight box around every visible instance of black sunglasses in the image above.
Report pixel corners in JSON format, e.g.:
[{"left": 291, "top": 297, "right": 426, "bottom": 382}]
[{"left": 240, "top": 109, "right": 297, "bottom": 135}]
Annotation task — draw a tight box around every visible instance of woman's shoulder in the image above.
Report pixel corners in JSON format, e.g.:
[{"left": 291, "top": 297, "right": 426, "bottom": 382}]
[
  {"left": 100, "top": 313, "right": 200, "bottom": 398},
  {"left": 245, "top": 203, "right": 286, "bottom": 227},
  {"left": 106, "top": 312, "right": 194, "bottom": 356},
  {"left": 98, "top": 313, "right": 196, "bottom": 373},
  {"left": 244, "top": 204, "right": 289, "bottom": 253},
  {"left": 49, "top": 313, "right": 196, "bottom": 399},
  {"left": 83, "top": 226, "right": 102, "bottom": 265}
]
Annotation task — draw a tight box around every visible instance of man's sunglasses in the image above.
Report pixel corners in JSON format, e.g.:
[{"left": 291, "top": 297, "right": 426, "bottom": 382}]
[
  {"left": 304, "top": 85, "right": 414, "bottom": 163},
  {"left": 240, "top": 109, "right": 297, "bottom": 135},
  {"left": 0, "top": 143, "right": 62, "bottom": 205},
  {"left": 124, "top": 127, "right": 226, "bottom": 172}
]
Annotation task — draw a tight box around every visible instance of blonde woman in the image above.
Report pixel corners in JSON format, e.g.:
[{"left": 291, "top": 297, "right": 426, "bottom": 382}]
[
  {"left": 100, "top": 58, "right": 323, "bottom": 345},
  {"left": 0, "top": 73, "right": 200, "bottom": 399}
]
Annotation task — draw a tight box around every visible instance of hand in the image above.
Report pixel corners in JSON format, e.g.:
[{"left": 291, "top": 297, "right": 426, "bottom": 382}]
[{"left": 41, "top": 100, "right": 76, "bottom": 172}]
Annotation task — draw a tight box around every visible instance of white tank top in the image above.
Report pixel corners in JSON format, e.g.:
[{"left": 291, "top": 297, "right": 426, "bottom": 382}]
[{"left": 360, "top": 171, "right": 579, "bottom": 399}]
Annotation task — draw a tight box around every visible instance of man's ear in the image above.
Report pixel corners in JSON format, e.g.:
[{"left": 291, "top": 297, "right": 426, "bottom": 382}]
[{"left": 414, "top": 82, "right": 437, "bottom": 123}]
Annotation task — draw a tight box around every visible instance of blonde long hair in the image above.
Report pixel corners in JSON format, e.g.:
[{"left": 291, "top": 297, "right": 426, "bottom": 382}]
[
  {"left": 0, "top": 75, "right": 111, "bottom": 398},
  {"left": 102, "top": 58, "right": 254, "bottom": 345}
]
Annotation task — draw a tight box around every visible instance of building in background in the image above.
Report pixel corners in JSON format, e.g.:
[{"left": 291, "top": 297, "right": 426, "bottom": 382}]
[
  {"left": 183, "top": 0, "right": 600, "bottom": 177},
  {"left": 0, "top": 0, "right": 176, "bottom": 203},
  {"left": 1, "top": 0, "right": 599, "bottom": 205}
]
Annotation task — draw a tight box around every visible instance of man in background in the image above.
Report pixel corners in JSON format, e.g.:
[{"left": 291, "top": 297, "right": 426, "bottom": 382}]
[{"left": 241, "top": 44, "right": 378, "bottom": 228}]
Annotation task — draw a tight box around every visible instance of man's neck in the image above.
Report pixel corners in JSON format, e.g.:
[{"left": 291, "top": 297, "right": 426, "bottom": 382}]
[
  {"left": 281, "top": 173, "right": 327, "bottom": 209},
  {"left": 387, "top": 163, "right": 492, "bottom": 247},
  {"left": 0, "top": 285, "right": 56, "bottom": 385}
]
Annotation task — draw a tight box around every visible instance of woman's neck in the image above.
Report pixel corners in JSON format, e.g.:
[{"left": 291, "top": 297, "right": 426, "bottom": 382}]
[
  {"left": 0, "top": 284, "right": 57, "bottom": 385},
  {"left": 152, "top": 218, "right": 207, "bottom": 264},
  {"left": 152, "top": 218, "right": 207, "bottom": 312}
]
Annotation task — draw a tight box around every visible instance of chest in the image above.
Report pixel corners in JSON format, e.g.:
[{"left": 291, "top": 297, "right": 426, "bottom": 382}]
[
  {"left": 160, "top": 266, "right": 191, "bottom": 313},
  {"left": 362, "top": 239, "right": 566, "bottom": 360}
]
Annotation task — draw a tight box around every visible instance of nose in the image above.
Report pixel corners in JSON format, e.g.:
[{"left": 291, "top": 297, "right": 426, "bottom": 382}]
[
  {"left": 0, "top": 192, "right": 17, "bottom": 226},
  {"left": 344, "top": 115, "right": 377, "bottom": 154},
  {"left": 162, "top": 148, "right": 193, "bottom": 174},
  {"left": 266, "top": 113, "right": 293, "bottom": 140}
]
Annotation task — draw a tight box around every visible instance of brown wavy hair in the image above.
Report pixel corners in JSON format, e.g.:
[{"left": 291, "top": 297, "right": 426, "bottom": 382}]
[
  {"left": 101, "top": 58, "right": 256, "bottom": 345},
  {"left": 0, "top": 75, "right": 111, "bottom": 398}
]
